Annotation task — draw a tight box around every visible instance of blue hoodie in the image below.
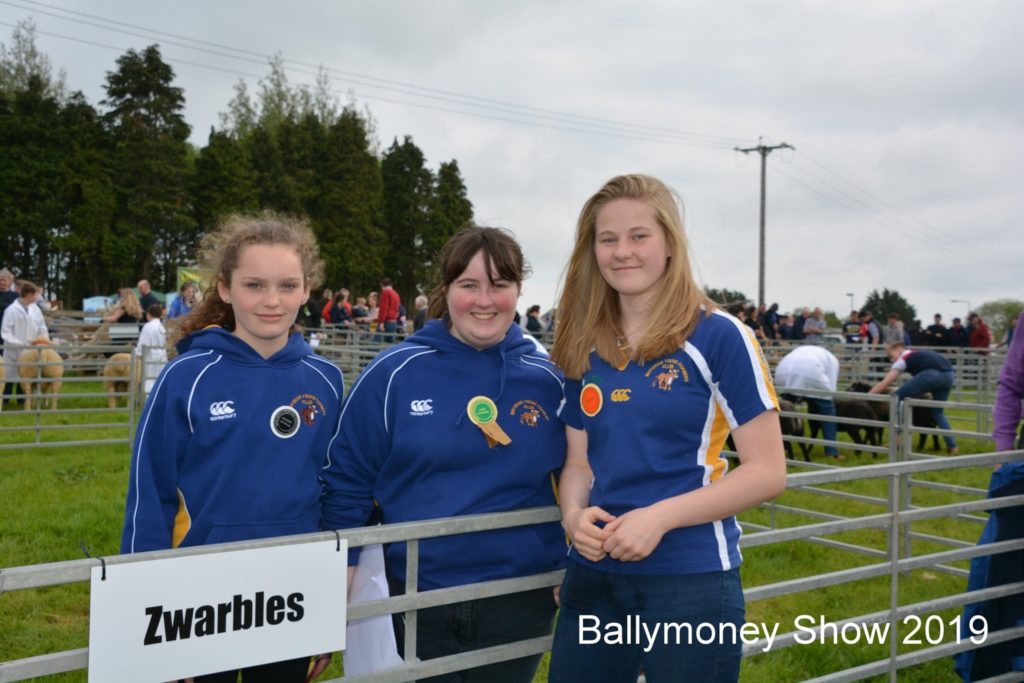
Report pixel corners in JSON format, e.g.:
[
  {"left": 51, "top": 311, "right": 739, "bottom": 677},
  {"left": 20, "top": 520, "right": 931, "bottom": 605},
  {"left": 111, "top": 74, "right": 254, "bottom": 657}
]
[
  {"left": 320, "top": 319, "right": 567, "bottom": 590},
  {"left": 121, "top": 327, "right": 344, "bottom": 554}
]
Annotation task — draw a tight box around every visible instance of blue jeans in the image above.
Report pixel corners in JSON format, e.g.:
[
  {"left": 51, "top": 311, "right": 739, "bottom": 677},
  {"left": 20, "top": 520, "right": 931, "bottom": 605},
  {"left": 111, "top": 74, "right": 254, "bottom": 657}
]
[
  {"left": 805, "top": 397, "right": 839, "bottom": 457},
  {"left": 549, "top": 563, "right": 745, "bottom": 683},
  {"left": 896, "top": 369, "right": 956, "bottom": 450},
  {"left": 374, "top": 321, "right": 398, "bottom": 343},
  {"left": 781, "top": 393, "right": 838, "bottom": 457}
]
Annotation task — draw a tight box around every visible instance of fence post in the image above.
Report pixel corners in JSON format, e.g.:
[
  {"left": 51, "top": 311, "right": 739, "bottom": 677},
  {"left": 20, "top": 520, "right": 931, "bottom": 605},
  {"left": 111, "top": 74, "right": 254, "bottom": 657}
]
[
  {"left": 128, "top": 350, "right": 139, "bottom": 442},
  {"left": 404, "top": 539, "right": 420, "bottom": 666},
  {"left": 979, "top": 353, "right": 990, "bottom": 433},
  {"left": 887, "top": 465, "right": 901, "bottom": 683},
  {"left": 898, "top": 397, "right": 914, "bottom": 563},
  {"left": 31, "top": 362, "right": 43, "bottom": 444}
]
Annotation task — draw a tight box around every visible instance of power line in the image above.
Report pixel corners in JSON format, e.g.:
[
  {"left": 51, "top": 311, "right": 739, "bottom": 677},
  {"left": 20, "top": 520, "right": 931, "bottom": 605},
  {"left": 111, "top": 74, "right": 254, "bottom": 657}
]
[
  {"left": 0, "top": 0, "right": 748, "bottom": 147},
  {"left": 768, "top": 162, "right": 1014, "bottom": 269},
  {"left": 771, "top": 155, "right": 1015, "bottom": 267},
  {"left": 0, "top": 19, "right": 735, "bottom": 151},
  {"left": 8, "top": 0, "right": 1008, "bottom": 267},
  {"left": 786, "top": 150, "right": 1010, "bottom": 262}
]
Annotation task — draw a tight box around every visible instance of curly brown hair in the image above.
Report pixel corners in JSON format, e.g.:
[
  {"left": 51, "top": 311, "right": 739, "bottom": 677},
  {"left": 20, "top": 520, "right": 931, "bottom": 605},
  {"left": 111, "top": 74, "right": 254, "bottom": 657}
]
[{"left": 172, "top": 212, "right": 324, "bottom": 344}]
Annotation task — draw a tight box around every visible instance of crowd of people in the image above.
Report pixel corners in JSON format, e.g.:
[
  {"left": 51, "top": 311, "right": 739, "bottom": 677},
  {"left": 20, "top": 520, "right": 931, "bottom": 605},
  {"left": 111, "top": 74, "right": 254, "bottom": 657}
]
[
  {"left": 286, "top": 280, "right": 410, "bottom": 344},
  {"left": 728, "top": 300, "right": 997, "bottom": 353},
  {"left": 303, "top": 280, "right": 553, "bottom": 347}
]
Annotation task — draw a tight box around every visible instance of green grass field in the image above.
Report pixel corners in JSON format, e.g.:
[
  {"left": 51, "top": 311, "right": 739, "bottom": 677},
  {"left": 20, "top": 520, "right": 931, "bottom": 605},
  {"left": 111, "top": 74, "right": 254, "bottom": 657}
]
[{"left": 0, "top": 399, "right": 1001, "bottom": 682}]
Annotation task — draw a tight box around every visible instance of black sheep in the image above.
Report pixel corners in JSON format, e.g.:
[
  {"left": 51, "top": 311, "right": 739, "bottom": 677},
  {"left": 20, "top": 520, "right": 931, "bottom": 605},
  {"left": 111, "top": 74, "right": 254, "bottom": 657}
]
[
  {"left": 778, "top": 398, "right": 804, "bottom": 460},
  {"left": 803, "top": 397, "right": 879, "bottom": 458},
  {"left": 725, "top": 398, "right": 804, "bottom": 459},
  {"left": 848, "top": 382, "right": 941, "bottom": 452}
]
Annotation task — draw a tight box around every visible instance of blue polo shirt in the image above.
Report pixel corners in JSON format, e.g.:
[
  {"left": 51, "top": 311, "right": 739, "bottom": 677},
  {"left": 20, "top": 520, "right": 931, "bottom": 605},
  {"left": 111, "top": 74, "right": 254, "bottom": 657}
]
[{"left": 559, "top": 310, "right": 778, "bottom": 575}]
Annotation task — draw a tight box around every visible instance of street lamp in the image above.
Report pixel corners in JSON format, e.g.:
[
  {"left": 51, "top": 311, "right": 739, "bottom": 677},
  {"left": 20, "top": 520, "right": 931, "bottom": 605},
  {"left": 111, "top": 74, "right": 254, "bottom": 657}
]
[
  {"left": 845, "top": 292, "right": 855, "bottom": 313},
  {"left": 951, "top": 299, "right": 971, "bottom": 319}
]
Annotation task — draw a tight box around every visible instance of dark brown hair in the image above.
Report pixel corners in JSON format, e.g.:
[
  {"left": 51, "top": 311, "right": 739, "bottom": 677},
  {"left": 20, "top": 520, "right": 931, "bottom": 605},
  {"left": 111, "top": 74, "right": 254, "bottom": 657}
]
[{"left": 426, "top": 225, "right": 530, "bottom": 320}]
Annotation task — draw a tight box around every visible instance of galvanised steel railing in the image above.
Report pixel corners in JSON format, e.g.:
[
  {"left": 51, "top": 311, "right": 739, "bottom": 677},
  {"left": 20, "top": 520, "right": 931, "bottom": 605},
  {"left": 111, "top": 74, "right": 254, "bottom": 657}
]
[{"left": 2, "top": 447, "right": 1021, "bottom": 682}]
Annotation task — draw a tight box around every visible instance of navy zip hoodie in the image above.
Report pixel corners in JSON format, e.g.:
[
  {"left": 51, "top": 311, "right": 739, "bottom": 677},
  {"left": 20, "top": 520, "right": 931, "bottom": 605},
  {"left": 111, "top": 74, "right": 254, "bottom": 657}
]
[
  {"left": 321, "top": 319, "right": 567, "bottom": 590},
  {"left": 121, "top": 327, "right": 344, "bottom": 554}
]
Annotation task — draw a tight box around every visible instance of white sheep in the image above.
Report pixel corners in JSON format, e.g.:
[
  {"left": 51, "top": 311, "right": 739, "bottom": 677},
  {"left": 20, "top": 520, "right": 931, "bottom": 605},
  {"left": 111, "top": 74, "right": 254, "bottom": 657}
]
[
  {"left": 18, "top": 339, "right": 64, "bottom": 411},
  {"left": 102, "top": 352, "right": 139, "bottom": 410}
]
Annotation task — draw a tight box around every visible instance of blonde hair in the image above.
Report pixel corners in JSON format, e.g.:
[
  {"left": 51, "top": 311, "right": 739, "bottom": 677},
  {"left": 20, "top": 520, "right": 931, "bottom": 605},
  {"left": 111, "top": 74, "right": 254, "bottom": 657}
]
[
  {"left": 550, "top": 174, "right": 713, "bottom": 379},
  {"left": 118, "top": 288, "right": 143, "bottom": 320},
  {"left": 174, "top": 212, "right": 324, "bottom": 343}
]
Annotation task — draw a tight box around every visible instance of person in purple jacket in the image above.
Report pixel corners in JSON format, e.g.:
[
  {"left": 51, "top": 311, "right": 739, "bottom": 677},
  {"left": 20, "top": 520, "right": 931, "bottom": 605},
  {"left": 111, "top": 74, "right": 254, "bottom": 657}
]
[
  {"left": 993, "top": 312, "right": 1024, "bottom": 457},
  {"left": 955, "top": 312, "right": 1024, "bottom": 680}
]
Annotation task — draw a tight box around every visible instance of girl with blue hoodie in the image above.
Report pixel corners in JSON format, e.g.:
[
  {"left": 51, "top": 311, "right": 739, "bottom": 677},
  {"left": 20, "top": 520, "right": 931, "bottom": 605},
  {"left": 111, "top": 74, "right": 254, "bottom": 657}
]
[
  {"left": 321, "top": 226, "right": 566, "bottom": 683},
  {"left": 547, "top": 175, "right": 787, "bottom": 683},
  {"left": 121, "top": 213, "right": 344, "bottom": 683}
]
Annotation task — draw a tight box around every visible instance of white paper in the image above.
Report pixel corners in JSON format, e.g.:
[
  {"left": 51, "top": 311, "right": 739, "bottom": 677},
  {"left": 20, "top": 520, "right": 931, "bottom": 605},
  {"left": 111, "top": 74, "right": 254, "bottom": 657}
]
[{"left": 344, "top": 544, "right": 403, "bottom": 675}]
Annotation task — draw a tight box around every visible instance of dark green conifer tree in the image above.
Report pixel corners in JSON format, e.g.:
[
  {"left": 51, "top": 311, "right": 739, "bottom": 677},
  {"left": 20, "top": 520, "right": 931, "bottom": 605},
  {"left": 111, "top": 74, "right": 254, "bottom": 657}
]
[
  {"left": 381, "top": 136, "right": 434, "bottom": 305},
  {"left": 102, "top": 45, "right": 194, "bottom": 291}
]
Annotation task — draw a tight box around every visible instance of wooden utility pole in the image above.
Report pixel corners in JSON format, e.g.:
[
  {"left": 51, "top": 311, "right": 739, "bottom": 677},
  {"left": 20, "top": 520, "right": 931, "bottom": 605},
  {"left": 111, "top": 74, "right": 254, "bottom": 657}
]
[{"left": 735, "top": 140, "right": 793, "bottom": 307}]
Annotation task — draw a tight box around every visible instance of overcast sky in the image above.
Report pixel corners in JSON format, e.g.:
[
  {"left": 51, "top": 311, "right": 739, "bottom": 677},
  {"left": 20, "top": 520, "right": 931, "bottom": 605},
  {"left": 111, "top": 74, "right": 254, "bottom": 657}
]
[{"left": 3, "top": 0, "right": 1021, "bottom": 326}]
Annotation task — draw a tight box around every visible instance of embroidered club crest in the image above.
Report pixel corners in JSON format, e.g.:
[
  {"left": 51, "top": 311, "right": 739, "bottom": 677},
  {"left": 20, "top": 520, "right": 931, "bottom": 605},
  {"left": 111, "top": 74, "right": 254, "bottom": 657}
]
[
  {"left": 645, "top": 359, "right": 689, "bottom": 392},
  {"left": 289, "top": 393, "right": 327, "bottom": 426},
  {"left": 510, "top": 399, "right": 550, "bottom": 428}
]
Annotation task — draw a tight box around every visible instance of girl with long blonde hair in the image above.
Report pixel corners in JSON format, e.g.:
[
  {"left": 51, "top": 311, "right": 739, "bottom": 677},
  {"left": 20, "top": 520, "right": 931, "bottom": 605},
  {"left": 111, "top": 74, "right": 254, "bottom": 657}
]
[
  {"left": 104, "top": 287, "right": 143, "bottom": 323},
  {"left": 548, "top": 174, "right": 786, "bottom": 682}
]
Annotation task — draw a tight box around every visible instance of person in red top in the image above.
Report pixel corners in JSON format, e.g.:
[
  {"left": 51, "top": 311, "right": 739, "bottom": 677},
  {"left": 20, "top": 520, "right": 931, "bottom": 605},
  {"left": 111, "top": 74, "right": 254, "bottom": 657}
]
[
  {"left": 320, "top": 288, "right": 334, "bottom": 324},
  {"left": 968, "top": 313, "right": 992, "bottom": 352},
  {"left": 377, "top": 278, "right": 401, "bottom": 336}
]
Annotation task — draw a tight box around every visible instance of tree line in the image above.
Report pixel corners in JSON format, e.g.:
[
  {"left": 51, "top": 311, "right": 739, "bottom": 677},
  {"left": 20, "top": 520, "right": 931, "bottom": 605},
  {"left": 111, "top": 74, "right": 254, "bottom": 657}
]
[{"left": 0, "top": 21, "right": 472, "bottom": 308}]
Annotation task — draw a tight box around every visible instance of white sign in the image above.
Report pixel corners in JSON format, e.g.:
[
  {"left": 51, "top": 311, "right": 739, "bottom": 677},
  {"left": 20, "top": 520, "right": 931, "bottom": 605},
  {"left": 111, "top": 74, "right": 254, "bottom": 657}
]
[{"left": 88, "top": 540, "right": 347, "bottom": 683}]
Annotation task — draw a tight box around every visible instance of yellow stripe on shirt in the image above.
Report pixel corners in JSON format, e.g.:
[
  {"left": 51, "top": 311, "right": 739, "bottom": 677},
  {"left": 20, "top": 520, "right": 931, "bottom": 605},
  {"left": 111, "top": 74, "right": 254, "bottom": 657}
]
[
  {"left": 171, "top": 488, "right": 191, "bottom": 548},
  {"left": 707, "top": 404, "right": 731, "bottom": 482}
]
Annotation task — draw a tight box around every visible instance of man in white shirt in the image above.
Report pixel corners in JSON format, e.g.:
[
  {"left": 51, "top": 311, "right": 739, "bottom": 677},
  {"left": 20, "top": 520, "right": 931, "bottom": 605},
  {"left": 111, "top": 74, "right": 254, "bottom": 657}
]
[
  {"left": 775, "top": 344, "right": 840, "bottom": 458},
  {"left": 1, "top": 282, "right": 48, "bottom": 407}
]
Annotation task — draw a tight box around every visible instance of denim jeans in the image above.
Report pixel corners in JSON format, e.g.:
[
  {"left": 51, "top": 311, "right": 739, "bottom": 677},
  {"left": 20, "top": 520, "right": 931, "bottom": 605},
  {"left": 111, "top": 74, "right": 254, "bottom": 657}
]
[
  {"left": 390, "top": 582, "right": 556, "bottom": 683},
  {"left": 549, "top": 563, "right": 745, "bottom": 683},
  {"left": 805, "top": 397, "right": 839, "bottom": 457},
  {"left": 781, "top": 393, "right": 838, "bottom": 457},
  {"left": 374, "top": 321, "right": 399, "bottom": 343},
  {"left": 896, "top": 368, "right": 956, "bottom": 450}
]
